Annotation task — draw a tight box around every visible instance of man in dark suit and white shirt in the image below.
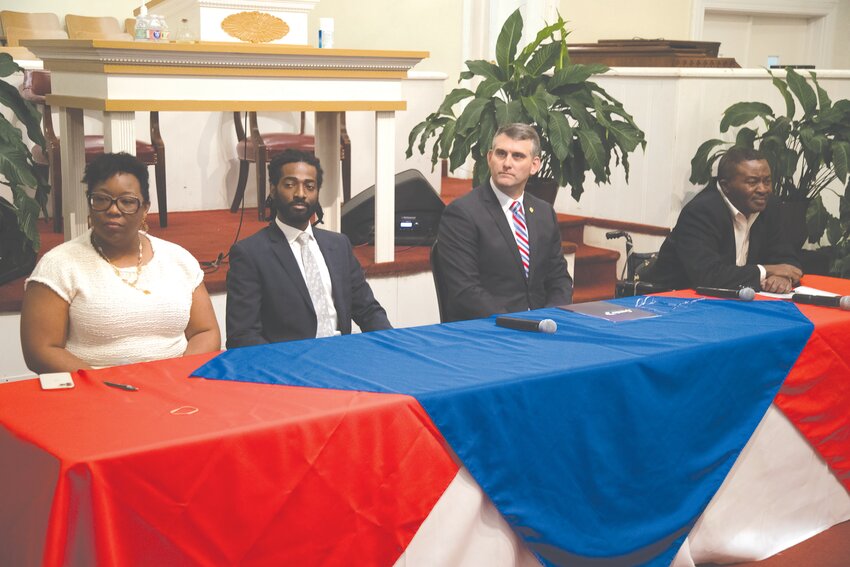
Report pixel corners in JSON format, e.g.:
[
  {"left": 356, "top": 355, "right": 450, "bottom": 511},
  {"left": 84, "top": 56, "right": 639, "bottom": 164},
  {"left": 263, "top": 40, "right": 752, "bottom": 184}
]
[
  {"left": 436, "top": 123, "right": 573, "bottom": 321},
  {"left": 226, "top": 149, "right": 391, "bottom": 347},
  {"left": 646, "top": 147, "right": 802, "bottom": 293}
]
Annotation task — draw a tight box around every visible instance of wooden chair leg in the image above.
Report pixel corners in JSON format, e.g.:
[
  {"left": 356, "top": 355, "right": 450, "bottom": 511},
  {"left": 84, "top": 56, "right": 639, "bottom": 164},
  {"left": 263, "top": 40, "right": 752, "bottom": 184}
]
[
  {"left": 256, "top": 148, "right": 267, "bottom": 221},
  {"left": 50, "top": 151, "right": 63, "bottom": 234},
  {"left": 341, "top": 145, "right": 352, "bottom": 203},
  {"left": 154, "top": 157, "right": 167, "bottom": 228},
  {"left": 231, "top": 159, "right": 250, "bottom": 212}
]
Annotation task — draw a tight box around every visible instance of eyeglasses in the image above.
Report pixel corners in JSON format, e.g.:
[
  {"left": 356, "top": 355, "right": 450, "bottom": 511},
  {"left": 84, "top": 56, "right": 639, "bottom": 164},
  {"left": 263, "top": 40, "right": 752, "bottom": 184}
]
[{"left": 89, "top": 193, "right": 143, "bottom": 214}]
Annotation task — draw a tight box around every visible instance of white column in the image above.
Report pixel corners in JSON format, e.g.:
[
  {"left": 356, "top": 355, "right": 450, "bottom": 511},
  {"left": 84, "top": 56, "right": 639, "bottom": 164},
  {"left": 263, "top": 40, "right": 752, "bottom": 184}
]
[
  {"left": 58, "top": 107, "right": 87, "bottom": 241},
  {"left": 102, "top": 112, "right": 136, "bottom": 154},
  {"left": 315, "top": 111, "right": 341, "bottom": 231},
  {"left": 375, "top": 111, "right": 396, "bottom": 263}
]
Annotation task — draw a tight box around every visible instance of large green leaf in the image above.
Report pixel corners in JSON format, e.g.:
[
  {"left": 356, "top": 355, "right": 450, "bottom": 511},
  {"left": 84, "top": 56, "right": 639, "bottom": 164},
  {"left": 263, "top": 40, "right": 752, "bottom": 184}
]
[
  {"left": 406, "top": 121, "right": 428, "bottom": 158},
  {"left": 516, "top": 15, "right": 565, "bottom": 64},
  {"left": 475, "top": 79, "right": 505, "bottom": 99},
  {"left": 735, "top": 127, "right": 757, "bottom": 148},
  {"left": 495, "top": 9, "right": 523, "bottom": 71},
  {"left": 827, "top": 217, "right": 844, "bottom": 246},
  {"left": 550, "top": 64, "right": 608, "bottom": 90},
  {"left": 720, "top": 101, "right": 774, "bottom": 132},
  {"left": 437, "top": 120, "right": 456, "bottom": 160},
  {"left": 521, "top": 90, "right": 550, "bottom": 127},
  {"left": 0, "top": 80, "right": 45, "bottom": 147},
  {"left": 785, "top": 68, "right": 817, "bottom": 116},
  {"left": 11, "top": 182, "right": 41, "bottom": 252},
  {"left": 833, "top": 140, "right": 850, "bottom": 184},
  {"left": 525, "top": 42, "right": 562, "bottom": 77},
  {"left": 809, "top": 71, "right": 832, "bottom": 111},
  {"left": 690, "top": 139, "right": 727, "bottom": 184},
  {"left": 494, "top": 98, "right": 524, "bottom": 126},
  {"left": 806, "top": 196, "right": 830, "bottom": 244},
  {"left": 0, "top": 53, "right": 20, "bottom": 78},
  {"left": 547, "top": 110, "right": 572, "bottom": 161},
  {"left": 0, "top": 119, "right": 41, "bottom": 189},
  {"left": 769, "top": 70, "right": 796, "bottom": 118},
  {"left": 455, "top": 98, "right": 490, "bottom": 135},
  {"left": 477, "top": 108, "right": 498, "bottom": 158},
  {"left": 576, "top": 128, "right": 606, "bottom": 179},
  {"left": 437, "top": 88, "right": 475, "bottom": 116},
  {"left": 606, "top": 120, "right": 644, "bottom": 153},
  {"left": 464, "top": 60, "right": 505, "bottom": 82}
]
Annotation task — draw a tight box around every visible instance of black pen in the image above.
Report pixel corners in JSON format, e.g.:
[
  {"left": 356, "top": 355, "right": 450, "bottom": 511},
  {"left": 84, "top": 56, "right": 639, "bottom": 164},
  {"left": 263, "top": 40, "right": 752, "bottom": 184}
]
[{"left": 103, "top": 381, "right": 139, "bottom": 392}]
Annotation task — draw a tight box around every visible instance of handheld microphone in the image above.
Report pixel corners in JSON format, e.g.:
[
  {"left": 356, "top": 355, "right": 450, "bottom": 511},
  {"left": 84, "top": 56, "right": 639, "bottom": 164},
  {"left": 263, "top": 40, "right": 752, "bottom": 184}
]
[
  {"left": 495, "top": 316, "right": 558, "bottom": 334},
  {"left": 791, "top": 293, "right": 850, "bottom": 310},
  {"left": 695, "top": 286, "right": 756, "bottom": 301}
]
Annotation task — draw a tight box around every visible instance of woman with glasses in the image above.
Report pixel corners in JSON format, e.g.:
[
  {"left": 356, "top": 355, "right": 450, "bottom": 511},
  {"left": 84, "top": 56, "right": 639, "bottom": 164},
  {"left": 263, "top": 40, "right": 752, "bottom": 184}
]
[{"left": 20, "top": 152, "right": 220, "bottom": 373}]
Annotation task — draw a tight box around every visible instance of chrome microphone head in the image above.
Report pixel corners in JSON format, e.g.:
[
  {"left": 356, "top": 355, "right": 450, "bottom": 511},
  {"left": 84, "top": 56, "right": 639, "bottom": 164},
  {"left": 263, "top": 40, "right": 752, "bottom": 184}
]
[
  {"left": 539, "top": 319, "right": 558, "bottom": 334},
  {"left": 739, "top": 287, "right": 756, "bottom": 301},
  {"left": 840, "top": 296, "right": 850, "bottom": 311}
]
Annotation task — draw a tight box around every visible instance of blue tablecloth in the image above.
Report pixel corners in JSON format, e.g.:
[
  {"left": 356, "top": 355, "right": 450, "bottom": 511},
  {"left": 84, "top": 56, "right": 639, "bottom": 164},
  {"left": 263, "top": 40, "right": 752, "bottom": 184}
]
[{"left": 193, "top": 296, "right": 813, "bottom": 567}]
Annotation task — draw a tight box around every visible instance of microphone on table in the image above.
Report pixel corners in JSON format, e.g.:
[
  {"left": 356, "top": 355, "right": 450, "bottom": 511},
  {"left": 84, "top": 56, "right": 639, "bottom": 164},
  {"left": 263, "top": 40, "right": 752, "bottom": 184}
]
[
  {"left": 695, "top": 286, "right": 756, "bottom": 301},
  {"left": 791, "top": 293, "right": 850, "bottom": 310},
  {"left": 495, "top": 316, "right": 558, "bottom": 334}
]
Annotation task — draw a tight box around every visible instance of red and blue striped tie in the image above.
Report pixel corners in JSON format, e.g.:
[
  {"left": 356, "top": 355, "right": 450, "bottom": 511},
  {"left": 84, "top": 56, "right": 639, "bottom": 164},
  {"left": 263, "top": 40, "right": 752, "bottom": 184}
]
[{"left": 510, "top": 200, "right": 529, "bottom": 277}]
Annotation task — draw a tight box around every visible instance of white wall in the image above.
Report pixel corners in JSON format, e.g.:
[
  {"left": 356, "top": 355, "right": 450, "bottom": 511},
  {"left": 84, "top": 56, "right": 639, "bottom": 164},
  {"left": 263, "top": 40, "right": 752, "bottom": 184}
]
[{"left": 555, "top": 68, "right": 850, "bottom": 229}]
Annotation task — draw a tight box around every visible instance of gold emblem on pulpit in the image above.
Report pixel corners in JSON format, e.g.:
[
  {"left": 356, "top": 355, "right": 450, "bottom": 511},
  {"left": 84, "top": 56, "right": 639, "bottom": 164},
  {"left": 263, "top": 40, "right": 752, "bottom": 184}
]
[{"left": 221, "top": 11, "right": 290, "bottom": 43}]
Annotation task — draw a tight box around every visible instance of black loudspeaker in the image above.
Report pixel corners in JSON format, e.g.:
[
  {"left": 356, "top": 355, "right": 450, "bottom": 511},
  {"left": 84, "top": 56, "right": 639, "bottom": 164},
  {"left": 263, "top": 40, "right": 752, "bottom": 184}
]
[{"left": 341, "top": 169, "right": 445, "bottom": 246}]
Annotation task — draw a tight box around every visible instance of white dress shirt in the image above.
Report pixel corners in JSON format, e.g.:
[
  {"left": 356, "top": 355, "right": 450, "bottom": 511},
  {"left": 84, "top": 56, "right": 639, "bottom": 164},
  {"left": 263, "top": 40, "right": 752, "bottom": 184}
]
[
  {"left": 719, "top": 190, "right": 767, "bottom": 282},
  {"left": 275, "top": 217, "right": 340, "bottom": 337},
  {"left": 490, "top": 178, "right": 526, "bottom": 233}
]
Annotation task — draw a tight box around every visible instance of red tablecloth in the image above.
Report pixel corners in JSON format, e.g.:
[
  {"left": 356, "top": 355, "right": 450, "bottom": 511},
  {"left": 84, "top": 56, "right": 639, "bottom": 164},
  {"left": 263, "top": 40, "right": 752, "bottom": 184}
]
[
  {"left": 670, "top": 275, "right": 850, "bottom": 493},
  {"left": 0, "top": 354, "right": 459, "bottom": 566}
]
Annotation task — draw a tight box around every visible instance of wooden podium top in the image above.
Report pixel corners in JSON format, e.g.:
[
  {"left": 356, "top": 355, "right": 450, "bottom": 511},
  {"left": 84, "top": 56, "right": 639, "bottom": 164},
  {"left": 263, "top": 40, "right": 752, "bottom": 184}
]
[{"left": 568, "top": 39, "right": 739, "bottom": 68}]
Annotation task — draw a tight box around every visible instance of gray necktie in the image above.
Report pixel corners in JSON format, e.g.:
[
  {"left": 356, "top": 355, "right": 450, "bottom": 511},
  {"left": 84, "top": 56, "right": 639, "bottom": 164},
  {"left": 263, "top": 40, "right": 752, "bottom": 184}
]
[{"left": 297, "top": 232, "right": 335, "bottom": 338}]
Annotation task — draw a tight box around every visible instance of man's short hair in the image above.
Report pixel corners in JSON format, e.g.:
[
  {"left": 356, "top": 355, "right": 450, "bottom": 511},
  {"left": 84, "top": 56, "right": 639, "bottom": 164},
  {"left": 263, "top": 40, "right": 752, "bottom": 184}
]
[
  {"left": 82, "top": 152, "right": 150, "bottom": 203},
  {"left": 492, "top": 123, "right": 541, "bottom": 158},
  {"left": 717, "top": 147, "right": 769, "bottom": 182},
  {"left": 268, "top": 149, "right": 323, "bottom": 189}
]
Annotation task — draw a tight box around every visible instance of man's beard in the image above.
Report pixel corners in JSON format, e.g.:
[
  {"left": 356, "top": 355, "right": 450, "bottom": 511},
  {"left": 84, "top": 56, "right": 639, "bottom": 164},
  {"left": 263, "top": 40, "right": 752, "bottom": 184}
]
[{"left": 274, "top": 194, "right": 316, "bottom": 226}]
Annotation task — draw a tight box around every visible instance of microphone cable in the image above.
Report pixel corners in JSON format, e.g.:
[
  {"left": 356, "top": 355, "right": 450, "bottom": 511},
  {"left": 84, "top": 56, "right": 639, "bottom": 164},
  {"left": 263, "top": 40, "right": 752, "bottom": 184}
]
[{"left": 201, "top": 111, "right": 251, "bottom": 274}]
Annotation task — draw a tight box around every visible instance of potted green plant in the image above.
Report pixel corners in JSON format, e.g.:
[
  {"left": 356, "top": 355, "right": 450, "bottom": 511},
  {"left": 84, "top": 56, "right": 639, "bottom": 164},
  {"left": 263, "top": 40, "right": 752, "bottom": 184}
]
[
  {"left": 0, "top": 52, "right": 50, "bottom": 285},
  {"left": 690, "top": 67, "right": 850, "bottom": 270},
  {"left": 406, "top": 9, "right": 645, "bottom": 203}
]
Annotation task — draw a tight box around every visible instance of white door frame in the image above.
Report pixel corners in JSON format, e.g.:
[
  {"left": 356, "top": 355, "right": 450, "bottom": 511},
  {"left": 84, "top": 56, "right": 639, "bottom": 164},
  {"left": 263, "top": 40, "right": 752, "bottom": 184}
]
[{"left": 691, "top": 0, "right": 839, "bottom": 68}]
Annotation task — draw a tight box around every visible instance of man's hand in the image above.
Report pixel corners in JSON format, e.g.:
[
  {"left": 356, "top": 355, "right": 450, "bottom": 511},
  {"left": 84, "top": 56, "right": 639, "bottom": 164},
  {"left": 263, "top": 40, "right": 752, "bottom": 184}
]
[{"left": 762, "top": 263, "right": 803, "bottom": 294}]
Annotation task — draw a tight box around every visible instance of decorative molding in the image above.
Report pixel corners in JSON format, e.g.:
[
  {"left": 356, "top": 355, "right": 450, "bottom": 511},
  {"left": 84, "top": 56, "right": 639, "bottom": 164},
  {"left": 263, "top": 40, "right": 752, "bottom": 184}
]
[
  {"left": 45, "top": 95, "right": 407, "bottom": 112},
  {"left": 221, "top": 11, "right": 290, "bottom": 43},
  {"left": 23, "top": 41, "right": 427, "bottom": 74}
]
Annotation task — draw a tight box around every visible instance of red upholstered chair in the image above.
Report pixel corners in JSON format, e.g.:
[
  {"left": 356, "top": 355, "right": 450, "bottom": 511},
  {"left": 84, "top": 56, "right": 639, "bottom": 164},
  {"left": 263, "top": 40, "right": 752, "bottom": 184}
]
[
  {"left": 231, "top": 111, "right": 352, "bottom": 220},
  {"left": 20, "top": 70, "right": 167, "bottom": 232}
]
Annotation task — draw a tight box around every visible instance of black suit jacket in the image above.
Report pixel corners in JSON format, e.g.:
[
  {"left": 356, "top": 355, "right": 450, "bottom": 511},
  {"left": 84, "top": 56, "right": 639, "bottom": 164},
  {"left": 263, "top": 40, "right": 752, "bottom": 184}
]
[
  {"left": 436, "top": 183, "right": 573, "bottom": 321},
  {"left": 226, "top": 223, "right": 391, "bottom": 348},
  {"left": 647, "top": 186, "right": 800, "bottom": 290}
]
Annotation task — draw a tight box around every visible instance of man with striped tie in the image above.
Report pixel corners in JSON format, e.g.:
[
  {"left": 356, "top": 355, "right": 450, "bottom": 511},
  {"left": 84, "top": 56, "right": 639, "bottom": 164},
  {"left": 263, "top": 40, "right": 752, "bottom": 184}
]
[{"left": 436, "top": 123, "right": 573, "bottom": 322}]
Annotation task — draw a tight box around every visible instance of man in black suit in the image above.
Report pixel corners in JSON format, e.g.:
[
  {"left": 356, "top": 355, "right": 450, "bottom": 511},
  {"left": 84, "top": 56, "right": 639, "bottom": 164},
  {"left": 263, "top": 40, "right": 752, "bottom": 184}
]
[
  {"left": 226, "top": 149, "right": 391, "bottom": 348},
  {"left": 647, "top": 147, "right": 802, "bottom": 293},
  {"left": 436, "top": 123, "right": 573, "bottom": 321}
]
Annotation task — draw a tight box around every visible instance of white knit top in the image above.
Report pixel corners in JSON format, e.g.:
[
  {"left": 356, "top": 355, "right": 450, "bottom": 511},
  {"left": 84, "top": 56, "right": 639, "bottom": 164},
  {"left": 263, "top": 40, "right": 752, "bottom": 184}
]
[{"left": 26, "top": 230, "right": 204, "bottom": 368}]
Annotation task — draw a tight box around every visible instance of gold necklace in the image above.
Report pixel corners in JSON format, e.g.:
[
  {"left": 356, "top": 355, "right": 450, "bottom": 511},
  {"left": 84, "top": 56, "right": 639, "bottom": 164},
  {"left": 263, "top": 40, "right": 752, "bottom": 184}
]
[{"left": 90, "top": 232, "right": 151, "bottom": 294}]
